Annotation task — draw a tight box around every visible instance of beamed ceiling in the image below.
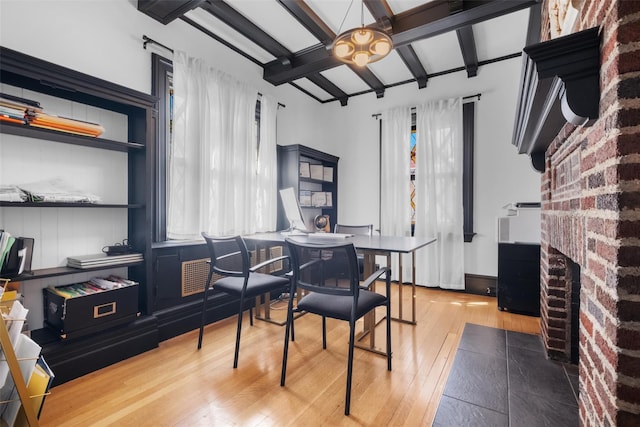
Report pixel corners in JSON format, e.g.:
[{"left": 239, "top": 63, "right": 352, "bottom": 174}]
[{"left": 138, "top": 0, "right": 540, "bottom": 106}]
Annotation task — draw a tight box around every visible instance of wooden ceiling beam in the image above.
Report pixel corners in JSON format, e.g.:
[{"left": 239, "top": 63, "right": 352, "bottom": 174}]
[
  {"left": 396, "top": 45, "right": 428, "bottom": 88},
  {"left": 277, "top": 0, "right": 335, "bottom": 45},
  {"left": 264, "top": 0, "right": 539, "bottom": 85},
  {"left": 200, "top": 0, "right": 291, "bottom": 59},
  {"left": 137, "top": 0, "right": 205, "bottom": 25},
  {"left": 278, "top": 0, "right": 386, "bottom": 99},
  {"left": 365, "top": 0, "right": 428, "bottom": 90},
  {"left": 306, "top": 73, "right": 349, "bottom": 106},
  {"left": 456, "top": 26, "right": 478, "bottom": 78}
]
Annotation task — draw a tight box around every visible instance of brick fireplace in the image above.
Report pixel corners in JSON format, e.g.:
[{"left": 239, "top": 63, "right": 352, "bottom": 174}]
[{"left": 537, "top": 1, "right": 640, "bottom": 425}]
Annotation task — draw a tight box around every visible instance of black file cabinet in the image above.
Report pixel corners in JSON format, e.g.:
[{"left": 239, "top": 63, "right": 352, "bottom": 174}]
[{"left": 497, "top": 242, "right": 541, "bottom": 316}]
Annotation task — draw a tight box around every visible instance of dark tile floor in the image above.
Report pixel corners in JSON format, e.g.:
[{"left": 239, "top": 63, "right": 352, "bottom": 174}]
[{"left": 433, "top": 323, "right": 579, "bottom": 427}]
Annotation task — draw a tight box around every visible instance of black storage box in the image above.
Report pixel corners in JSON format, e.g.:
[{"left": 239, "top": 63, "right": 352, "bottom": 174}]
[
  {"left": 44, "top": 283, "right": 139, "bottom": 340},
  {"left": 497, "top": 242, "right": 541, "bottom": 316}
]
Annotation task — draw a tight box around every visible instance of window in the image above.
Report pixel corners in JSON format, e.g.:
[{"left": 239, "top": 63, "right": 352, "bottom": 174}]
[
  {"left": 410, "top": 126, "right": 416, "bottom": 233},
  {"left": 404, "top": 103, "right": 475, "bottom": 241},
  {"left": 151, "top": 54, "right": 266, "bottom": 241}
]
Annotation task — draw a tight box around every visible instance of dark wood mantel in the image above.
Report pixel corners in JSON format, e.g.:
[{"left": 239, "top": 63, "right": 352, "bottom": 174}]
[{"left": 512, "top": 27, "right": 600, "bottom": 172}]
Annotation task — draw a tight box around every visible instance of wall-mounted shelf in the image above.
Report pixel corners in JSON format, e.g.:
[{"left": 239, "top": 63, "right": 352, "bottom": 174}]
[
  {"left": 0, "top": 122, "right": 145, "bottom": 152},
  {"left": 0, "top": 202, "right": 144, "bottom": 208},
  {"left": 5, "top": 261, "right": 144, "bottom": 283}
]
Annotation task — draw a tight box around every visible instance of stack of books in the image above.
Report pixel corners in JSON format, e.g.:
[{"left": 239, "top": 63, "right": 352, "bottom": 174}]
[
  {"left": 66, "top": 252, "right": 143, "bottom": 269},
  {"left": 0, "top": 93, "right": 39, "bottom": 125},
  {"left": 0, "top": 92, "right": 104, "bottom": 137}
]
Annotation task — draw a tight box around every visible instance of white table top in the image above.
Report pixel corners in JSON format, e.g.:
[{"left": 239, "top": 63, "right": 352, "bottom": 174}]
[{"left": 245, "top": 232, "right": 436, "bottom": 254}]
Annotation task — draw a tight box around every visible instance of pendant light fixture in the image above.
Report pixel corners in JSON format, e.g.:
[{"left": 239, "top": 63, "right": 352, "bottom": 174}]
[{"left": 332, "top": 0, "right": 393, "bottom": 67}]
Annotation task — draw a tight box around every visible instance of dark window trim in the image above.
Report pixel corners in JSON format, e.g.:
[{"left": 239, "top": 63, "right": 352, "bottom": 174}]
[
  {"left": 462, "top": 102, "right": 475, "bottom": 242},
  {"left": 151, "top": 53, "right": 172, "bottom": 242}
]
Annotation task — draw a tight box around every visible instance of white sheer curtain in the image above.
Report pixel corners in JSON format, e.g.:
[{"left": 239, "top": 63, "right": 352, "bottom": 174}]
[
  {"left": 380, "top": 106, "right": 412, "bottom": 281},
  {"left": 168, "top": 51, "right": 277, "bottom": 239},
  {"left": 414, "top": 98, "right": 465, "bottom": 289}
]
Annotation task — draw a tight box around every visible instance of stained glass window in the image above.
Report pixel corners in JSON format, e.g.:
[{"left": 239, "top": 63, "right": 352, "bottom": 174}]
[{"left": 410, "top": 129, "right": 416, "bottom": 225}]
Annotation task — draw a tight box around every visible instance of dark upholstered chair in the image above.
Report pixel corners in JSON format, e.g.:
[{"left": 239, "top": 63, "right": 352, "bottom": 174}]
[
  {"left": 198, "top": 232, "right": 289, "bottom": 368},
  {"left": 334, "top": 224, "right": 374, "bottom": 280},
  {"left": 333, "top": 223, "right": 374, "bottom": 236},
  {"left": 281, "top": 238, "right": 391, "bottom": 415}
]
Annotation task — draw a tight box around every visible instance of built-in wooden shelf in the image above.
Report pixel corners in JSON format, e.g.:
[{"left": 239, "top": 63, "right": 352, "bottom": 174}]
[
  {"left": 0, "top": 122, "right": 145, "bottom": 152},
  {"left": 6, "top": 261, "right": 144, "bottom": 283},
  {"left": 0, "top": 201, "right": 144, "bottom": 208}
]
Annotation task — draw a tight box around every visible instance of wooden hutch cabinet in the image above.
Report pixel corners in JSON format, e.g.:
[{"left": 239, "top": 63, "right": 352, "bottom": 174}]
[{"left": 277, "top": 144, "right": 339, "bottom": 232}]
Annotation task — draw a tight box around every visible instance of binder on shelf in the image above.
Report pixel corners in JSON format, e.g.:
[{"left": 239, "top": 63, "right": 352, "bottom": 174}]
[
  {"left": 323, "top": 166, "right": 333, "bottom": 182},
  {"left": 311, "top": 192, "right": 327, "bottom": 207},
  {"left": 309, "top": 164, "right": 323, "bottom": 181},
  {"left": 299, "top": 190, "right": 311, "bottom": 207},
  {"left": 299, "top": 162, "right": 310, "bottom": 178},
  {"left": 0, "top": 235, "right": 34, "bottom": 278},
  {"left": 325, "top": 192, "right": 333, "bottom": 207}
]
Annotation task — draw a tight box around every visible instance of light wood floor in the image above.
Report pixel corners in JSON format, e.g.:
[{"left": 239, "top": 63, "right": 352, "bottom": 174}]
[{"left": 39, "top": 287, "right": 539, "bottom": 427}]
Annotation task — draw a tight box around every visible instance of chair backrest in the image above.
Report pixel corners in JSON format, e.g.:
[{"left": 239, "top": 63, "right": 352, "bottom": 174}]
[
  {"left": 285, "top": 238, "right": 360, "bottom": 297},
  {"left": 201, "top": 232, "right": 250, "bottom": 278},
  {"left": 334, "top": 223, "right": 373, "bottom": 236}
]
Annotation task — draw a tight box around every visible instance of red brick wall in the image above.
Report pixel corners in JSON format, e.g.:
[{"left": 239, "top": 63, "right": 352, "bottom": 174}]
[{"left": 539, "top": 0, "right": 640, "bottom": 425}]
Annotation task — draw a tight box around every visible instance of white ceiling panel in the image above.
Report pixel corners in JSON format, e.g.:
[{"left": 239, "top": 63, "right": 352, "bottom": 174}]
[
  {"left": 228, "top": 0, "right": 320, "bottom": 52},
  {"left": 184, "top": 8, "right": 275, "bottom": 63},
  {"left": 474, "top": 8, "right": 530, "bottom": 61},
  {"left": 411, "top": 31, "right": 463, "bottom": 74},
  {"left": 320, "top": 65, "right": 371, "bottom": 94},
  {"left": 306, "top": 0, "right": 377, "bottom": 35},
  {"left": 292, "top": 78, "right": 333, "bottom": 101},
  {"left": 366, "top": 50, "right": 414, "bottom": 85},
  {"left": 387, "top": 0, "right": 440, "bottom": 14}
]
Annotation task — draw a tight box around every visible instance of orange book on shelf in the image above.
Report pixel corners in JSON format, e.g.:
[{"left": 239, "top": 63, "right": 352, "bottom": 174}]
[
  {"left": 29, "top": 122, "right": 102, "bottom": 137},
  {"left": 30, "top": 113, "right": 104, "bottom": 137},
  {"left": 0, "top": 115, "right": 25, "bottom": 125}
]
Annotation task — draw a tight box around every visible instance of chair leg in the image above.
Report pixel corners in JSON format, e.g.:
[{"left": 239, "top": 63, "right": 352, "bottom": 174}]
[
  {"left": 281, "top": 291, "right": 296, "bottom": 386},
  {"left": 197, "top": 285, "right": 211, "bottom": 350},
  {"left": 291, "top": 310, "right": 295, "bottom": 342},
  {"left": 322, "top": 316, "right": 327, "bottom": 349},
  {"left": 249, "top": 306, "right": 254, "bottom": 326},
  {"left": 232, "top": 297, "right": 245, "bottom": 369},
  {"left": 386, "top": 299, "right": 392, "bottom": 371},
  {"left": 345, "top": 321, "right": 356, "bottom": 416}
]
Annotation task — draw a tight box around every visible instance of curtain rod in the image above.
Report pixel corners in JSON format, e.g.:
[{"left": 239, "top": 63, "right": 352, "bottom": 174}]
[
  {"left": 143, "top": 35, "right": 173, "bottom": 53},
  {"left": 142, "top": 35, "right": 285, "bottom": 108},
  {"left": 371, "top": 93, "right": 481, "bottom": 118}
]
